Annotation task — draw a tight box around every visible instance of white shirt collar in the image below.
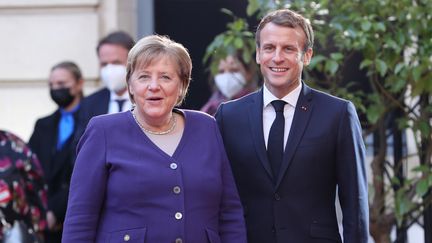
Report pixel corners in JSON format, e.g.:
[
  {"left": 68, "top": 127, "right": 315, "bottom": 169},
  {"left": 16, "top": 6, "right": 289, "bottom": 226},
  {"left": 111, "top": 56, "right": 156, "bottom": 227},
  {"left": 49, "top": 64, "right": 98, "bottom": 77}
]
[
  {"left": 263, "top": 82, "right": 302, "bottom": 109},
  {"left": 110, "top": 90, "right": 129, "bottom": 101}
]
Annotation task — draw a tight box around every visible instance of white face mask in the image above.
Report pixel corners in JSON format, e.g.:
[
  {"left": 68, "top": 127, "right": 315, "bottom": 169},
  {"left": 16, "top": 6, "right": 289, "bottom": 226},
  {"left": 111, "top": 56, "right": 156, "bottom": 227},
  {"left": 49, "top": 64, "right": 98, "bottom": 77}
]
[
  {"left": 214, "top": 72, "right": 246, "bottom": 99},
  {"left": 100, "top": 64, "right": 127, "bottom": 93}
]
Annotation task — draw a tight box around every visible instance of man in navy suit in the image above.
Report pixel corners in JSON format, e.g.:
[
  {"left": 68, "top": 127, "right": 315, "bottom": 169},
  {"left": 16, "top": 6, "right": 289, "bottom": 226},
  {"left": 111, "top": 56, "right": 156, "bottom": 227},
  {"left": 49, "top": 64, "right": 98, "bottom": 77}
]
[
  {"left": 215, "top": 9, "right": 369, "bottom": 243},
  {"left": 77, "top": 31, "right": 135, "bottom": 136}
]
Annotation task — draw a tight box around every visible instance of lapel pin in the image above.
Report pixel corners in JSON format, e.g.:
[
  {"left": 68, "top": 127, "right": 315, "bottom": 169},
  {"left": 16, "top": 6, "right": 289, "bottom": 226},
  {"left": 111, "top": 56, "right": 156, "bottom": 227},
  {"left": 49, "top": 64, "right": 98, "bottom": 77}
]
[{"left": 301, "top": 105, "right": 307, "bottom": 111}]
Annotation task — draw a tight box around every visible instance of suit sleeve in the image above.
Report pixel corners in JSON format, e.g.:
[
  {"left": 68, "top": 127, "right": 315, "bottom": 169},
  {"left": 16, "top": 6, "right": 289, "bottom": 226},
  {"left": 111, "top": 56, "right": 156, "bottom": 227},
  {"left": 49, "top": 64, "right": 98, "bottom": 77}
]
[
  {"left": 212, "top": 119, "right": 247, "bottom": 243},
  {"left": 214, "top": 103, "right": 224, "bottom": 135},
  {"left": 336, "top": 102, "right": 369, "bottom": 243},
  {"left": 48, "top": 179, "right": 68, "bottom": 222},
  {"left": 28, "top": 120, "right": 42, "bottom": 155},
  {"left": 48, "top": 163, "right": 71, "bottom": 223},
  {"left": 62, "top": 118, "right": 108, "bottom": 243}
]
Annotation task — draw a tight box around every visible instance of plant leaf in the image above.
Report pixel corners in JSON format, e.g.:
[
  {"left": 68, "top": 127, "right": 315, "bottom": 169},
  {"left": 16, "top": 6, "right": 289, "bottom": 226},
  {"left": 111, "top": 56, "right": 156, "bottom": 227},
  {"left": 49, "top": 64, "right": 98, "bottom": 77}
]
[
  {"left": 366, "top": 104, "right": 384, "bottom": 124},
  {"left": 375, "top": 59, "right": 388, "bottom": 77},
  {"left": 416, "top": 178, "right": 429, "bottom": 197},
  {"left": 330, "top": 52, "right": 344, "bottom": 61},
  {"left": 325, "top": 60, "right": 339, "bottom": 74},
  {"left": 360, "top": 59, "right": 372, "bottom": 70},
  {"left": 309, "top": 55, "right": 326, "bottom": 69},
  {"left": 394, "top": 62, "right": 404, "bottom": 74},
  {"left": 361, "top": 20, "right": 372, "bottom": 31}
]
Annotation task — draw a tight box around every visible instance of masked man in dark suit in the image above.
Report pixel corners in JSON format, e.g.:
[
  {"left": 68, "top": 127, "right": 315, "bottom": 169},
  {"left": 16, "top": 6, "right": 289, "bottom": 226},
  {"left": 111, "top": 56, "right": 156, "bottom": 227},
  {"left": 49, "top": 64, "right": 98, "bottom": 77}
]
[
  {"left": 215, "top": 9, "right": 369, "bottom": 243},
  {"left": 77, "top": 31, "right": 135, "bottom": 129}
]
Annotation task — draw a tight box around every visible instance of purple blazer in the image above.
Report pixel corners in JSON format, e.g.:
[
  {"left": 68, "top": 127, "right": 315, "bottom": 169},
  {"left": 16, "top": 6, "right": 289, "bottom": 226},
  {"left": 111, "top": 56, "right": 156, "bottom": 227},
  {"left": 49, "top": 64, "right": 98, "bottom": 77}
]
[{"left": 62, "top": 110, "right": 246, "bottom": 243}]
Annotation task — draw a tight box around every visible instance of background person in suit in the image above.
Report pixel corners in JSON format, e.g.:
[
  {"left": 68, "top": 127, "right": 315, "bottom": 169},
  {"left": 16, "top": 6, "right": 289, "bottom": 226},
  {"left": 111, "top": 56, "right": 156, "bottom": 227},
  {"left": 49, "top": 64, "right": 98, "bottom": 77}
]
[
  {"left": 62, "top": 35, "right": 246, "bottom": 243},
  {"left": 78, "top": 31, "right": 135, "bottom": 122},
  {"left": 29, "top": 61, "right": 84, "bottom": 243},
  {"left": 215, "top": 9, "right": 369, "bottom": 243},
  {"left": 74, "top": 31, "right": 135, "bottom": 147}
]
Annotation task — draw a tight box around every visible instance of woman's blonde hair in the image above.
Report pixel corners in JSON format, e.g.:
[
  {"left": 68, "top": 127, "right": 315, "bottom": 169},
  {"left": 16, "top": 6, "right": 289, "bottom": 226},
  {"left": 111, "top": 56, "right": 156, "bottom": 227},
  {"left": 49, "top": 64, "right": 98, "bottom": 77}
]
[{"left": 126, "top": 35, "right": 192, "bottom": 105}]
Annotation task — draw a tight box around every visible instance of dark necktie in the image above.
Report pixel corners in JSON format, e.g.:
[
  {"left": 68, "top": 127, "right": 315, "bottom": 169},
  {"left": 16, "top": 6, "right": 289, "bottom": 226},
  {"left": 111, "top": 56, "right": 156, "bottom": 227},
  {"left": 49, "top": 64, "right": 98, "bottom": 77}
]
[
  {"left": 267, "top": 100, "right": 286, "bottom": 179},
  {"left": 116, "top": 99, "right": 126, "bottom": 112}
]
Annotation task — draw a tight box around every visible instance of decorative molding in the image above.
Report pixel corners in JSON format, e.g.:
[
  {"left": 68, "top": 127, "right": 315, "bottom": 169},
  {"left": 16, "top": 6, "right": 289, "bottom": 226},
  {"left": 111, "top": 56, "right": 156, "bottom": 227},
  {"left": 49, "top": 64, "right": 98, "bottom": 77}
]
[
  {"left": 0, "top": 0, "right": 99, "bottom": 9},
  {"left": 0, "top": 79, "right": 99, "bottom": 86}
]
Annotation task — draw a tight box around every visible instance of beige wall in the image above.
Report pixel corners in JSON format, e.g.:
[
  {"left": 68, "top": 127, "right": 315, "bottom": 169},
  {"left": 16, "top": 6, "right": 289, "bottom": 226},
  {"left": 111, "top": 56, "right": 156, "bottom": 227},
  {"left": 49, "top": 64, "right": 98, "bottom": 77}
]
[{"left": 0, "top": 0, "right": 137, "bottom": 141}]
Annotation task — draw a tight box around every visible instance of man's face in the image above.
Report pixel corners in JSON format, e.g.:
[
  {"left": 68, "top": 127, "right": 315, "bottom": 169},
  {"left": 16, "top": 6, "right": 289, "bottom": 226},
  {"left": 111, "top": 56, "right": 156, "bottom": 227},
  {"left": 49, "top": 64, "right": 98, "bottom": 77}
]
[
  {"left": 98, "top": 43, "right": 129, "bottom": 68},
  {"left": 256, "top": 22, "right": 312, "bottom": 98}
]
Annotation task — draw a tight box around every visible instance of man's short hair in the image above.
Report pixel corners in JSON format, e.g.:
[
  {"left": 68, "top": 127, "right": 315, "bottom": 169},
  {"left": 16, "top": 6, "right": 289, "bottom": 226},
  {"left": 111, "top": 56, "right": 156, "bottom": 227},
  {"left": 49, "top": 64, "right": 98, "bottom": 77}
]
[
  {"left": 96, "top": 31, "right": 135, "bottom": 54},
  {"left": 256, "top": 9, "right": 314, "bottom": 51}
]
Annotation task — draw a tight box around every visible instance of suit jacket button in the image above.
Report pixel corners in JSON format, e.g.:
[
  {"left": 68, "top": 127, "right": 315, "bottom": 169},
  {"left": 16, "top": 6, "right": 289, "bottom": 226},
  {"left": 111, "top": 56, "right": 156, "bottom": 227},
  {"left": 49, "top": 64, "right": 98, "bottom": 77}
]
[
  {"left": 175, "top": 212, "right": 183, "bottom": 220},
  {"left": 123, "top": 234, "right": 130, "bottom": 241},
  {"left": 173, "top": 186, "right": 181, "bottom": 194},
  {"left": 274, "top": 193, "right": 281, "bottom": 200},
  {"left": 170, "top": 163, "right": 178, "bottom": 169}
]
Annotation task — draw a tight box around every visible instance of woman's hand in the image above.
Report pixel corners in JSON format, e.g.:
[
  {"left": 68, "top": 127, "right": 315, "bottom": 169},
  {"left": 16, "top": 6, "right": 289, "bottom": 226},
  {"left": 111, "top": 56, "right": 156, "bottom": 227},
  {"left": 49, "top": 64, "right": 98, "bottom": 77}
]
[{"left": 46, "top": 211, "right": 57, "bottom": 230}]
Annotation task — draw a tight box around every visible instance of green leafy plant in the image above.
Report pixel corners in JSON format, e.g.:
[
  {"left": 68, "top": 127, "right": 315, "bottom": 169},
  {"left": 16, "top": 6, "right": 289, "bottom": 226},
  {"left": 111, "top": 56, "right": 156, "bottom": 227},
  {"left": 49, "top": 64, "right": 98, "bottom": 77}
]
[{"left": 203, "top": 9, "right": 256, "bottom": 76}]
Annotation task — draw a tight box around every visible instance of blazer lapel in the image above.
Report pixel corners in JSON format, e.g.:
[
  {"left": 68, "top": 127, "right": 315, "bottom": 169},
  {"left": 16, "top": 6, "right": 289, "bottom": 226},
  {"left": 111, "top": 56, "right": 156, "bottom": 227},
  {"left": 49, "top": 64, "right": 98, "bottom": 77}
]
[
  {"left": 276, "top": 83, "right": 314, "bottom": 188},
  {"left": 44, "top": 111, "right": 61, "bottom": 179},
  {"left": 248, "top": 89, "right": 274, "bottom": 180},
  {"left": 99, "top": 88, "right": 111, "bottom": 115}
]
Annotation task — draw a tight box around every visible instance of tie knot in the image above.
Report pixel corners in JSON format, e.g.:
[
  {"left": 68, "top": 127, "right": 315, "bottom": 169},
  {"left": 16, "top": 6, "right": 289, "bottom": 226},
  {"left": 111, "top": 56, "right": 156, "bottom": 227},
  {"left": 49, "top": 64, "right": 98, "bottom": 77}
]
[
  {"left": 116, "top": 99, "right": 127, "bottom": 111},
  {"left": 271, "top": 100, "right": 286, "bottom": 113}
]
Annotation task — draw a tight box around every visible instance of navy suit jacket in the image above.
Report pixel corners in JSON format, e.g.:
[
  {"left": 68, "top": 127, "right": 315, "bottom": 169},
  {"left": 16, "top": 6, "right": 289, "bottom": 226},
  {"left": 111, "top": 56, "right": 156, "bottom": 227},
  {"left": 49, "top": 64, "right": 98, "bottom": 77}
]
[
  {"left": 80, "top": 87, "right": 110, "bottom": 120},
  {"left": 215, "top": 83, "right": 369, "bottom": 243},
  {"left": 73, "top": 87, "right": 110, "bottom": 150},
  {"left": 29, "top": 109, "right": 78, "bottom": 223}
]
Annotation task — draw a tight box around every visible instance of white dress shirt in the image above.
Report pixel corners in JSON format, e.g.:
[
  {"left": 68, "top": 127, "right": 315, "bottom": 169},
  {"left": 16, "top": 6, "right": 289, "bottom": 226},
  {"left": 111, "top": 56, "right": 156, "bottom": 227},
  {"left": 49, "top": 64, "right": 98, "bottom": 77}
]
[
  {"left": 262, "top": 82, "right": 302, "bottom": 150},
  {"left": 108, "top": 90, "right": 132, "bottom": 114}
]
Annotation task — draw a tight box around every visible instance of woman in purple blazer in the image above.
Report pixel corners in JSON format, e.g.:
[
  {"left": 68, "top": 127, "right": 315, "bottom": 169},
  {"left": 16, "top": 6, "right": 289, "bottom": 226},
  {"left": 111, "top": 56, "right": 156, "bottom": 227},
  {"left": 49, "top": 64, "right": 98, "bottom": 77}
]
[{"left": 62, "top": 35, "right": 246, "bottom": 243}]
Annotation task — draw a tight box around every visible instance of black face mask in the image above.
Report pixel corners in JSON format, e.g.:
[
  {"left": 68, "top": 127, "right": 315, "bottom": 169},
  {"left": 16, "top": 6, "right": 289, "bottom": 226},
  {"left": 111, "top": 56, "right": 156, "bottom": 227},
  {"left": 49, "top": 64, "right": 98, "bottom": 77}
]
[{"left": 50, "top": 88, "right": 75, "bottom": 108}]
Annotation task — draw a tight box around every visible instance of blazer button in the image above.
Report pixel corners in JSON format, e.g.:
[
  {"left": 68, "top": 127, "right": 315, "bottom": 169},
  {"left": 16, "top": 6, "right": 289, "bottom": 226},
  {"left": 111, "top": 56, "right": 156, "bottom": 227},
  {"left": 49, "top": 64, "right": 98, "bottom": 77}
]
[
  {"left": 123, "top": 234, "right": 130, "bottom": 241},
  {"left": 173, "top": 186, "right": 181, "bottom": 194},
  {"left": 170, "top": 163, "right": 178, "bottom": 169},
  {"left": 175, "top": 212, "right": 183, "bottom": 220},
  {"left": 175, "top": 238, "right": 183, "bottom": 243},
  {"left": 274, "top": 193, "right": 281, "bottom": 200}
]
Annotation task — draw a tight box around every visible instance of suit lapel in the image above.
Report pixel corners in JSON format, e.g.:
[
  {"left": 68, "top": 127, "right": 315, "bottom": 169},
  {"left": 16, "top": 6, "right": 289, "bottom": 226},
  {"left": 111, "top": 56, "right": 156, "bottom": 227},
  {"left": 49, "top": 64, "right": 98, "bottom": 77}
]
[
  {"left": 248, "top": 89, "right": 274, "bottom": 180},
  {"left": 276, "top": 83, "right": 314, "bottom": 188},
  {"left": 100, "top": 88, "right": 111, "bottom": 115},
  {"left": 44, "top": 111, "right": 61, "bottom": 179}
]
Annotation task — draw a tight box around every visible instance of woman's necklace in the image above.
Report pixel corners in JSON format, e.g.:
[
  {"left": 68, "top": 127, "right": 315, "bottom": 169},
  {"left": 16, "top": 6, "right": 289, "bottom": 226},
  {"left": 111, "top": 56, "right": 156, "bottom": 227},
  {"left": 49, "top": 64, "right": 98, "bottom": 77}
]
[{"left": 132, "top": 110, "right": 177, "bottom": 135}]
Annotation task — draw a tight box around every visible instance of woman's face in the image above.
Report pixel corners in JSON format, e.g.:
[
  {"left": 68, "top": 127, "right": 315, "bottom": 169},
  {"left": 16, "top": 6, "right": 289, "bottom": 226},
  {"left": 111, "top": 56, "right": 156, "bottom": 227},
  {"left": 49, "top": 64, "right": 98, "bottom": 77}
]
[
  {"left": 218, "top": 55, "right": 247, "bottom": 77},
  {"left": 129, "top": 56, "right": 182, "bottom": 121},
  {"left": 49, "top": 68, "right": 83, "bottom": 96}
]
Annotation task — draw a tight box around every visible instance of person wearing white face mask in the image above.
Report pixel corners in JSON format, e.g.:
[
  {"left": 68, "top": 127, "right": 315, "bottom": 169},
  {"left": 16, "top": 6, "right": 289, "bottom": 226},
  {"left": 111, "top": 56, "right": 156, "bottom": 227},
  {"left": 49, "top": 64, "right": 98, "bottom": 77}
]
[
  {"left": 75, "top": 31, "right": 135, "bottom": 143},
  {"left": 201, "top": 54, "right": 258, "bottom": 116},
  {"left": 214, "top": 71, "right": 247, "bottom": 99},
  {"left": 100, "top": 63, "right": 128, "bottom": 94}
]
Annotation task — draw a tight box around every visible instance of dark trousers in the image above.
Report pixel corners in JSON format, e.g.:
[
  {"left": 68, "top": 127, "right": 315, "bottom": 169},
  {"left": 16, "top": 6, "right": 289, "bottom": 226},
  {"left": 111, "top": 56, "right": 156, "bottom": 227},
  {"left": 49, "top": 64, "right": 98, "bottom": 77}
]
[{"left": 45, "top": 229, "right": 62, "bottom": 243}]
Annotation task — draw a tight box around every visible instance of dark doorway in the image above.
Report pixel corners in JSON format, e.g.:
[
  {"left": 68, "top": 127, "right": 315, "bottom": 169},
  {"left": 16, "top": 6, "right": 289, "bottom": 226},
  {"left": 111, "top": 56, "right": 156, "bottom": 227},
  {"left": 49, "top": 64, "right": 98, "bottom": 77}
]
[{"left": 154, "top": 0, "right": 249, "bottom": 109}]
